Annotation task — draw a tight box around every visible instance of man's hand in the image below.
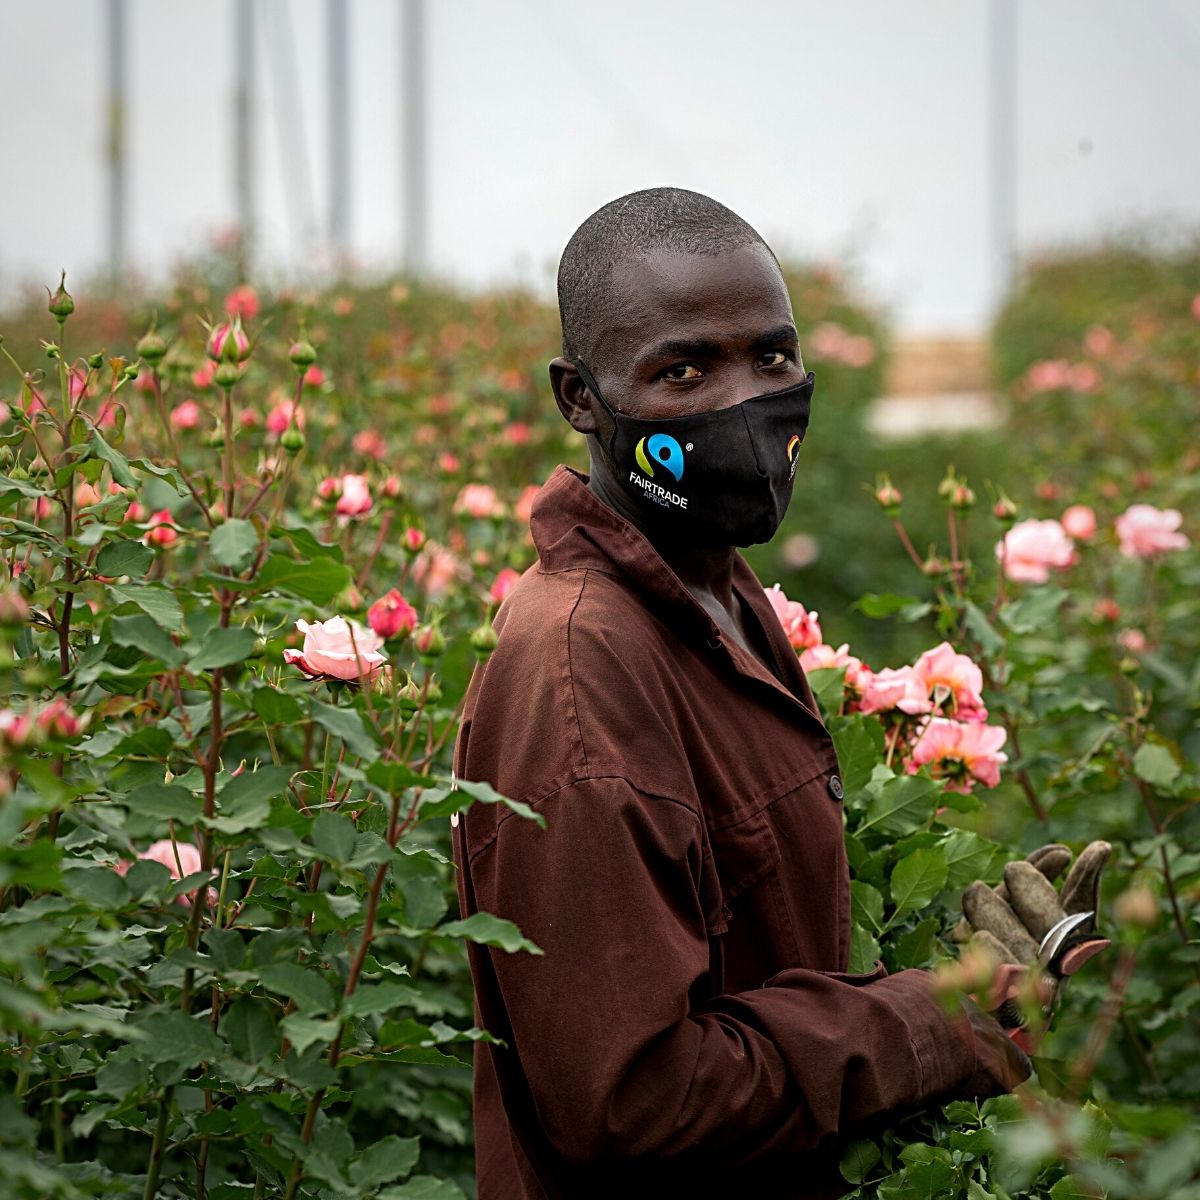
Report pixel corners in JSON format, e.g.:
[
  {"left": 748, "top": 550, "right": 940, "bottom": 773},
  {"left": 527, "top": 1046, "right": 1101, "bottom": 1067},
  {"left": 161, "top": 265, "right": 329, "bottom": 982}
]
[{"left": 956, "top": 997, "right": 1033, "bottom": 1098}]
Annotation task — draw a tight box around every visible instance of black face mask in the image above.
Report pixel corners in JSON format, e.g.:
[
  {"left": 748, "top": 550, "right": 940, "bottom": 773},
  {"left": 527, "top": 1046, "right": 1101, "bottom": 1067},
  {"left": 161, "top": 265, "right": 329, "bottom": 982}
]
[{"left": 574, "top": 359, "right": 815, "bottom": 548}]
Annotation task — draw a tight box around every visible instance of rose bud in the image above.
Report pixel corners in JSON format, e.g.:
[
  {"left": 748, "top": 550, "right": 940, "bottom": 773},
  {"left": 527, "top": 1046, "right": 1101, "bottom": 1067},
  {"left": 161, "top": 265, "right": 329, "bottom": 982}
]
[
  {"left": 137, "top": 326, "right": 169, "bottom": 365},
  {"left": 213, "top": 361, "right": 244, "bottom": 388},
  {"left": 47, "top": 271, "right": 75, "bottom": 320},
  {"left": 992, "top": 493, "right": 1018, "bottom": 524},
  {"left": 281, "top": 427, "right": 306, "bottom": 455},
  {"left": 424, "top": 678, "right": 443, "bottom": 705},
  {"left": 402, "top": 527, "right": 426, "bottom": 556},
  {"left": 37, "top": 696, "right": 84, "bottom": 739},
  {"left": 413, "top": 623, "right": 445, "bottom": 662},
  {"left": 0, "top": 589, "right": 30, "bottom": 627},
  {"left": 397, "top": 678, "right": 424, "bottom": 717},
  {"left": 873, "top": 474, "right": 903, "bottom": 516},
  {"left": 382, "top": 474, "right": 403, "bottom": 500},
  {"left": 470, "top": 621, "right": 499, "bottom": 659},
  {"left": 950, "top": 482, "right": 976, "bottom": 512},
  {"left": 143, "top": 510, "right": 179, "bottom": 548},
  {"left": 368, "top": 589, "right": 418, "bottom": 640},
  {"left": 1092, "top": 597, "right": 1120, "bottom": 623},
  {"left": 289, "top": 339, "right": 318, "bottom": 369},
  {"left": 302, "top": 365, "right": 325, "bottom": 390},
  {"left": 208, "top": 320, "right": 251, "bottom": 364}
]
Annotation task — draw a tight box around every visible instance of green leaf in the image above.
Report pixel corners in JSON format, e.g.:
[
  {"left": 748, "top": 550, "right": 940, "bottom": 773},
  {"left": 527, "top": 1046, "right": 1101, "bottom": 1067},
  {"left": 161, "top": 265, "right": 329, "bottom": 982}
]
[
  {"left": 312, "top": 812, "right": 357, "bottom": 863},
  {"left": 108, "top": 582, "right": 185, "bottom": 633},
  {"left": 1048, "top": 1177, "right": 1094, "bottom": 1200},
  {"left": 209, "top": 517, "right": 258, "bottom": 570},
  {"left": 63, "top": 865, "right": 129, "bottom": 909},
  {"left": 806, "top": 667, "right": 846, "bottom": 716},
  {"left": 258, "top": 963, "right": 335, "bottom": 1014},
  {"left": 220, "top": 998, "right": 278, "bottom": 1061},
  {"left": 96, "top": 538, "right": 154, "bottom": 578},
  {"left": 110, "top": 613, "right": 184, "bottom": 666},
  {"left": 854, "top": 593, "right": 922, "bottom": 619},
  {"left": 890, "top": 846, "right": 949, "bottom": 919},
  {"left": 137, "top": 1009, "right": 221, "bottom": 1068},
  {"left": 419, "top": 777, "right": 545, "bottom": 829},
  {"left": 351, "top": 1136, "right": 421, "bottom": 1190},
  {"left": 839, "top": 1138, "right": 881, "bottom": 1185},
  {"left": 828, "top": 716, "right": 885, "bottom": 803},
  {"left": 366, "top": 760, "right": 436, "bottom": 794},
  {"left": 894, "top": 916, "right": 940, "bottom": 968},
  {"left": 999, "top": 587, "right": 1067, "bottom": 635},
  {"left": 393, "top": 849, "right": 449, "bottom": 930},
  {"left": 256, "top": 553, "right": 351, "bottom": 603},
  {"left": 88, "top": 429, "right": 137, "bottom": 487},
  {"left": 1133, "top": 742, "right": 1181, "bottom": 791},
  {"left": 943, "top": 829, "right": 1003, "bottom": 889},
  {"left": 280, "top": 1013, "right": 340, "bottom": 1054},
  {"left": 205, "top": 766, "right": 291, "bottom": 834},
  {"left": 188, "top": 626, "right": 258, "bottom": 672},
  {"left": 379, "top": 1179, "right": 466, "bottom": 1200},
  {"left": 859, "top": 774, "right": 941, "bottom": 837},
  {"left": 0, "top": 473, "right": 51, "bottom": 500},
  {"left": 438, "top": 912, "right": 543, "bottom": 956},
  {"left": 343, "top": 981, "right": 417, "bottom": 1019},
  {"left": 850, "top": 880, "right": 884, "bottom": 931},
  {"left": 310, "top": 698, "right": 380, "bottom": 762},
  {"left": 964, "top": 600, "right": 1005, "bottom": 658},
  {"left": 126, "top": 783, "right": 203, "bottom": 823},
  {"left": 252, "top": 686, "right": 303, "bottom": 724},
  {"left": 848, "top": 923, "right": 881, "bottom": 974}
]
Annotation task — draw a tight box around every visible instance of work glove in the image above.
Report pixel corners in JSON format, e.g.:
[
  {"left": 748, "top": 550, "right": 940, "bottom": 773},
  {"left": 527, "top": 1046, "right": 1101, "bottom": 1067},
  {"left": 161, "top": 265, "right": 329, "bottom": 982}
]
[{"left": 960, "top": 840, "right": 1111, "bottom": 966}]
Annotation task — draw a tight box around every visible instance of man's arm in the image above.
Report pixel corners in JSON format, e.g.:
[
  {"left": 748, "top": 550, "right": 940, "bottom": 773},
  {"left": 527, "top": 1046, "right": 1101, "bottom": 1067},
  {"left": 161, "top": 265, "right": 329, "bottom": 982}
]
[{"left": 463, "top": 775, "right": 993, "bottom": 1169}]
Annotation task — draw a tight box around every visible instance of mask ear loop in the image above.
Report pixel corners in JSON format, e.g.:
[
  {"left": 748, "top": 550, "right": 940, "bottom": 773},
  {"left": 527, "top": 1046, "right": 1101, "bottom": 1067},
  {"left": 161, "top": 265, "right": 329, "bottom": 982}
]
[{"left": 572, "top": 359, "right": 621, "bottom": 458}]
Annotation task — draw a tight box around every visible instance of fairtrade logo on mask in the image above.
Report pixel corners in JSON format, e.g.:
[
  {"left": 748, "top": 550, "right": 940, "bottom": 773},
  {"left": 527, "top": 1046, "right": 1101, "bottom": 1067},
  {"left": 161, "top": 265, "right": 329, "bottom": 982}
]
[
  {"left": 786, "top": 434, "right": 802, "bottom": 480},
  {"left": 634, "top": 434, "right": 685, "bottom": 482}
]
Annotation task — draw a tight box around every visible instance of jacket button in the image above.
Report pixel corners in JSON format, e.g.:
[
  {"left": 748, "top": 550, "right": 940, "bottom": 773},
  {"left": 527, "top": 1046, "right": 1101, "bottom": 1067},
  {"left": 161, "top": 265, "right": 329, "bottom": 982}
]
[{"left": 828, "top": 774, "right": 844, "bottom": 801}]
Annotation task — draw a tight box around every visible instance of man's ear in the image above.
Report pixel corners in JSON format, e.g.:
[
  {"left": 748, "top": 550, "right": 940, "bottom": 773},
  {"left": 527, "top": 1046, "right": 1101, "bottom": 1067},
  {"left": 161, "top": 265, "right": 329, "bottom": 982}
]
[{"left": 549, "top": 357, "right": 600, "bottom": 436}]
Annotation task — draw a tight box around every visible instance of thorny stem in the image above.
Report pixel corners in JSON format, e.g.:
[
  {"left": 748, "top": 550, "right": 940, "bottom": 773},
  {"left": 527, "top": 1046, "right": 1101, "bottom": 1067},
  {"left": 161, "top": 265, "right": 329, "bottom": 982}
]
[{"left": 891, "top": 516, "right": 926, "bottom": 573}]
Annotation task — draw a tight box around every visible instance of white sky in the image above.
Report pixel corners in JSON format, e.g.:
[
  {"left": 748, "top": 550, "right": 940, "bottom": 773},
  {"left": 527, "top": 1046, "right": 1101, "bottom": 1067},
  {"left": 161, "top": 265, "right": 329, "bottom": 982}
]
[{"left": 3, "top": 0, "right": 1200, "bottom": 334}]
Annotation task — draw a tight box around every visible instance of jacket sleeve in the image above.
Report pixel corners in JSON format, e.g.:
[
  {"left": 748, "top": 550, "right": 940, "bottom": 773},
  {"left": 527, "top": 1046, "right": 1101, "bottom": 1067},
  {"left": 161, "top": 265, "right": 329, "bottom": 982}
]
[{"left": 463, "top": 775, "right": 979, "bottom": 1169}]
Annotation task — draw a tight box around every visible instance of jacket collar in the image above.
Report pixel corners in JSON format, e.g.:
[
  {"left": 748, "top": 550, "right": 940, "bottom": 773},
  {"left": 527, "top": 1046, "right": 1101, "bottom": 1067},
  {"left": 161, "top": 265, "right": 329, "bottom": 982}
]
[{"left": 529, "top": 466, "right": 825, "bottom": 725}]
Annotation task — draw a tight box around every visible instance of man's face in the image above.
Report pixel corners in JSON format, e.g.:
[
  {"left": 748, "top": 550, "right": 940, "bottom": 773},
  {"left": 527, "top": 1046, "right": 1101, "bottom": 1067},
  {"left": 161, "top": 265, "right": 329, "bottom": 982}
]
[{"left": 585, "top": 242, "right": 805, "bottom": 422}]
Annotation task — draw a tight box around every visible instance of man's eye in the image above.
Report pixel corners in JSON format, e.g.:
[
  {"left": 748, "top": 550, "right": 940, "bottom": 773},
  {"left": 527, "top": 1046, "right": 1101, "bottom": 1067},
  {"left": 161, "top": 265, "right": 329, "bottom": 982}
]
[
  {"left": 663, "top": 364, "right": 703, "bottom": 381},
  {"left": 760, "top": 351, "right": 789, "bottom": 367}
]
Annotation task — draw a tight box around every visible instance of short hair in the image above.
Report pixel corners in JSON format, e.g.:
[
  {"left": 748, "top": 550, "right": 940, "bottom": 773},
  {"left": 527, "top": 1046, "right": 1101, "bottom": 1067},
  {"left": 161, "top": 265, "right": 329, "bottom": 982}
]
[{"left": 557, "top": 187, "right": 776, "bottom": 364}]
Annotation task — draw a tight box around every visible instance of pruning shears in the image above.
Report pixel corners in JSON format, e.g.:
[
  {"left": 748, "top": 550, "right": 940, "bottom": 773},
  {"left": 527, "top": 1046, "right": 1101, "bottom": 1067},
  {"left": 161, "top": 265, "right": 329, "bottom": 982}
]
[{"left": 995, "top": 911, "right": 1111, "bottom": 1046}]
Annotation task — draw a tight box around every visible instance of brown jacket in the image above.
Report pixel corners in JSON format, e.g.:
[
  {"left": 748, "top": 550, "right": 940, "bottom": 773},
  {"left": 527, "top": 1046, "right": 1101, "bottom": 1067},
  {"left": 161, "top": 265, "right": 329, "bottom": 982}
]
[{"left": 452, "top": 466, "right": 977, "bottom": 1198}]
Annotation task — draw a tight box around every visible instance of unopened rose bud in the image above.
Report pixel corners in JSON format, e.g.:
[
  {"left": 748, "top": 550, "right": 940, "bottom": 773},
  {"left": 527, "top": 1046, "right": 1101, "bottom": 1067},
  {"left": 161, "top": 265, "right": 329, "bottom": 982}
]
[
  {"left": 992, "top": 493, "right": 1018, "bottom": 524},
  {"left": 86, "top": 352, "right": 105, "bottom": 370},
  {"left": 402, "top": 527, "right": 426, "bottom": 556},
  {"left": 424, "top": 678, "right": 443, "bottom": 706},
  {"left": 873, "top": 474, "right": 902, "bottom": 516},
  {"left": 315, "top": 476, "right": 342, "bottom": 505},
  {"left": 288, "top": 339, "right": 317, "bottom": 369},
  {"left": 42, "top": 340, "right": 61, "bottom": 360},
  {"left": 121, "top": 363, "right": 141, "bottom": 383},
  {"left": 1114, "top": 886, "right": 1157, "bottom": 929},
  {"left": 208, "top": 320, "right": 251, "bottom": 364},
  {"left": 280, "top": 427, "right": 305, "bottom": 455},
  {"left": 205, "top": 427, "right": 225, "bottom": 449},
  {"left": 397, "top": 678, "right": 423, "bottom": 716},
  {"left": 213, "top": 361, "right": 244, "bottom": 389},
  {"left": 413, "top": 623, "right": 445, "bottom": 661},
  {"left": 137, "top": 326, "right": 169, "bottom": 364},
  {"left": 937, "top": 470, "right": 958, "bottom": 501},
  {"left": 923, "top": 554, "right": 948, "bottom": 578},
  {"left": 47, "top": 271, "right": 75, "bottom": 320},
  {"left": 470, "top": 621, "right": 499, "bottom": 659},
  {"left": 950, "top": 482, "right": 976, "bottom": 512},
  {"left": 1092, "top": 597, "right": 1120, "bottom": 623},
  {"left": 382, "top": 474, "right": 403, "bottom": 500}
]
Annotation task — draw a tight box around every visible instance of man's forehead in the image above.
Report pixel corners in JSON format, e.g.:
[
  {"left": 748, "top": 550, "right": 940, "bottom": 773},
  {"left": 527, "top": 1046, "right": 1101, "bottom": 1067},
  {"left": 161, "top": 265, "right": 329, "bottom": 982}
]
[{"left": 592, "top": 244, "right": 792, "bottom": 360}]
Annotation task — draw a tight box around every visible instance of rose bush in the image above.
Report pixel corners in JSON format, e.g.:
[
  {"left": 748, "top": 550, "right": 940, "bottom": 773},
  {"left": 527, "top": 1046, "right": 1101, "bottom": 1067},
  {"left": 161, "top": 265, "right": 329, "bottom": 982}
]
[{"left": 1, "top": 244, "right": 1196, "bottom": 1198}]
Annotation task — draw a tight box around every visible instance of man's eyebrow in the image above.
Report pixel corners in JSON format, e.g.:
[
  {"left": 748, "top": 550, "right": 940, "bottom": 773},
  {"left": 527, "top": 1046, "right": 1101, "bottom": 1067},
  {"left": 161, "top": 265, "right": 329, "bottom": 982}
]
[
  {"left": 636, "top": 325, "right": 799, "bottom": 365},
  {"left": 751, "top": 324, "right": 800, "bottom": 350}
]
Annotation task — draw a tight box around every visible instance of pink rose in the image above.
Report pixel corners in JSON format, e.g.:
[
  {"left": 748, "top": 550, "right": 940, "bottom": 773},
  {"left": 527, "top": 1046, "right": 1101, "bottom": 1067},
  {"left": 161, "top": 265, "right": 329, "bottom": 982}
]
[
  {"left": 913, "top": 642, "right": 987, "bottom": 722},
  {"left": 208, "top": 320, "right": 250, "bottom": 363},
  {"left": 858, "top": 665, "right": 932, "bottom": 717},
  {"left": 490, "top": 567, "right": 521, "bottom": 605},
  {"left": 116, "top": 839, "right": 215, "bottom": 907},
  {"left": 335, "top": 474, "right": 372, "bottom": 518},
  {"left": 764, "top": 584, "right": 822, "bottom": 651},
  {"left": 412, "top": 545, "right": 461, "bottom": 599},
  {"left": 267, "top": 399, "right": 304, "bottom": 435},
  {"left": 1061, "top": 505, "right": 1097, "bottom": 541},
  {"left": 353, "top": 429, "right": 388, "bottom": 459},
  {"left": 143, "top": 509, "right": 178, "bottom": 548},
  {"left": 224, "top": 284, "right": 260, "bottom": 320},
  {"left": 192, "top": 361, "right": 216, "bottom": 389},
  {"left": 171, "top": 399, "right": 202, "bottom": 430},
  {"left": 1025, "top": 359, "right": 1073, "bottom": 393},
  {"left": 1117, "top": 628, "right": 1147, "bottom": 654},
  {"left": 996, "top": 519, "right": 1076, "bottom": 584},
  {"left": 454, "top": 483, "right": 505, "bottom": 520},
  {"left": 283, "top": 616, "right": 387, "bottom": 682},
  {"left": 800, "top": 643, "right": 871, "bottom": 693},
  {"left": 908, "top": 717, "right": 1008, "bottom": 793},
  {"left": 1115, "top": 504, "right": 1189, "bottom": 559},
  {"left": 515, "top": 484, "right": 541, "bottom": 525},
  {"left": 367, "top": 589, "right": 417, "bottom": 639}
]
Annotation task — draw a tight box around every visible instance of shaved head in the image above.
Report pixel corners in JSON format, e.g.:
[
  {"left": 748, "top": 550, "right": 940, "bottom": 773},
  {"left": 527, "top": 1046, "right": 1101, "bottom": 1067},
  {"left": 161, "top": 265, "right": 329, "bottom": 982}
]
[{"left": 556, "top": 187, "right": 776, "bottom": 366}]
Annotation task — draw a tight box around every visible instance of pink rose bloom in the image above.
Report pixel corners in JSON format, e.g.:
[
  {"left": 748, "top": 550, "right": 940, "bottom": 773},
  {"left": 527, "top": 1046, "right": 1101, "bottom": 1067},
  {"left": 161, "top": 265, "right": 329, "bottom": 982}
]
[
  {"left": 858, "top": 665, "right": 932, "bottom": 717},
  {"left": 1067, "top": 363, "right": 1100, "bottom": 393},
  {"left": 335, "top": 474, "right": 373, "bottom": 518},
  {"left": 764, "top": 584, "right": 822, "bottom": 651},
  {"left": 283, "top": 616, "right": 386, "bottom": 682},
  {"left": 353, "top": 429, "right": 388, "bottom": 459},
  {"left": 303, "top": 364, "right": 326, "bottom": 389},
  {"left": 402, "top": 527, "right": 427, "bottom": 555},
  {"left": 504, "top": 421, "right": 532, "bottom": 446},
  {"left": 1115, "top": 504, "right": 1189, "bottom": 559},
  {"left": 367, "top": 589, "right": 418, "bottom": 639},
  {"left": 1025, "top": 359, "right": 1072, "bottom": 393},
  {"left": 1061, "top": 505, "right": 1097, "bottom": 541},
  {"left": 143, "top": 509, "right": 178, "bottom": 548},
  {"left": 996, "top": 519, "right": 1076, "bottom": 584},
  {"left": 490, "top": 567, "right": 521, "bottom": 605},
  {"left": 74, "top": 481, "right": 102, "bottom": 508},
  {"left": 224, "top": 284, "right": 260, "bottom": 320},
  {"left": 907, "top": 717, "right": 1008, "bottom": 793},
  {"left": 192, "top": 361, "right": 216, "bottom": 389},
  {"left": 438, "top": 452, "right": 461, "bottom": 473},
  {"left": 412, "top": 545, "right": 461, "bottom": 599},
  {"left": 266, "top": 399, "right": 304, "bottom": 435},
  {"left": 171, "top": 399, "right": 202, "bottom": 430},
  {"left": 116, "top": 839, "right": 215, "bottom": 908},
  {"left": 455, "top": 483, "right": 505, "bottom": 520},
  {"left": 800, "top": 642, "right": 871, "bottom": 692},
  {"left": 913, "top": 642, "right": 987, "bottom": 722},
  {"left": 1117, "top": 628, "right": 1147, "bottom": 654},
  {"left": 1083, "top": 325, "right": 1115, "bottom": 358},
  {"left": 514, "top": 484, "right": 541, "bottom": 524}
]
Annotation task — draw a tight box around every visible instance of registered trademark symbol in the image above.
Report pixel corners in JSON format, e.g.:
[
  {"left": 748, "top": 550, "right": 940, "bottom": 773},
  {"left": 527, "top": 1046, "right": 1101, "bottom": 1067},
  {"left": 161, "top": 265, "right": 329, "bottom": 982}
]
[{"left": 685, "top": 442, "right": 693, "bottom": 451}]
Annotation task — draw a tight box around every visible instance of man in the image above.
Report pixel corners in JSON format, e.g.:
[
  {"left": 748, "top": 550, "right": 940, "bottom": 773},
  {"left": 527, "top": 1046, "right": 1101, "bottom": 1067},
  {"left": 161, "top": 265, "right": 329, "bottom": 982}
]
[{"left": 452, "top": 188, "right": 1030, "bottom": 1199}]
